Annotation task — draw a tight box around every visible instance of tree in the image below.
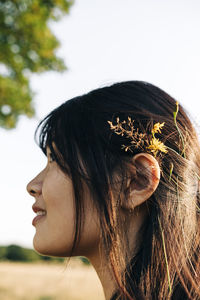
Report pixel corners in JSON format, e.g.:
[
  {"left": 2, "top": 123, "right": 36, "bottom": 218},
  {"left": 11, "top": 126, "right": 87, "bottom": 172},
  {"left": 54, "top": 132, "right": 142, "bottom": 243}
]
[
  {"left": 0, "top": 245, "right": 65, "bottom": 262},
  {"left": 6, "top": 244, "right": 29, "bottom": 261},
  {"left": 0, "top": 0, "right": 73, "bottom": 129}
]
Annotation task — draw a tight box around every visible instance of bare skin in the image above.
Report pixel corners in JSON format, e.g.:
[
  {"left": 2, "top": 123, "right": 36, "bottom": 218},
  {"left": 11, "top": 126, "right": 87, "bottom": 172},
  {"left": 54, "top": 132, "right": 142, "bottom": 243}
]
[
  {"left": 89, "top": 205, "right": 149, "bottom": 300},
  {"left": 27, "top": 151, "right": 160, "bottom": 300}
]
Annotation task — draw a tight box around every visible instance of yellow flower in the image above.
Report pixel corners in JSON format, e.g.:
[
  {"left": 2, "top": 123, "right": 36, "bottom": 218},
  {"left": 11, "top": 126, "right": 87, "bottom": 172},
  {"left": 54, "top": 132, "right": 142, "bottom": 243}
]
[
  {"left": 152, "top": 122, "right": 165, "bottom": 134},
  {"left": 146, "top": 137, "right": 168, "bottom": 157}
]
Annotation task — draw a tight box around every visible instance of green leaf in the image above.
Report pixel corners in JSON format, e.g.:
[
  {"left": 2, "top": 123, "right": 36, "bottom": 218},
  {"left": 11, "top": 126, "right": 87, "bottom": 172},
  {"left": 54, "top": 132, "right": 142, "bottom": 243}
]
[{"left": 0, "top": 0, "right": 73, "bottom": 129}]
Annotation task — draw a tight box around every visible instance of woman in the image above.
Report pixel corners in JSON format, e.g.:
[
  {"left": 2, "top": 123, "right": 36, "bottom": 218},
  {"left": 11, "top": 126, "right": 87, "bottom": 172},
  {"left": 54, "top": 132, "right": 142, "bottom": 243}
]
[{"left": 27, "top": 81, "right": 200, "bottom": 300}]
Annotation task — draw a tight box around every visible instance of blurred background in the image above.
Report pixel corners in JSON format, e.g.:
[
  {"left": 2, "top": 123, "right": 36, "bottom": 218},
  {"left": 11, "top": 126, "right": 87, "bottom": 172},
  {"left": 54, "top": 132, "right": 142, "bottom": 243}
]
[{"left": 1, "top": 0, "right": 200, "bottom": 299}]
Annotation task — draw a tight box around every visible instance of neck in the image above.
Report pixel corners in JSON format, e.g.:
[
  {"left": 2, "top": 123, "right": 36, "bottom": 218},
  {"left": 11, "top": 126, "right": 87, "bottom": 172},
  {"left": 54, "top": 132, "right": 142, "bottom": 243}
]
[
  {"left": 87, "top": 206, "right": 148, "bottom": 300},
  {"left": 88, "top": 249, "right": 118, "bottom": 300}
]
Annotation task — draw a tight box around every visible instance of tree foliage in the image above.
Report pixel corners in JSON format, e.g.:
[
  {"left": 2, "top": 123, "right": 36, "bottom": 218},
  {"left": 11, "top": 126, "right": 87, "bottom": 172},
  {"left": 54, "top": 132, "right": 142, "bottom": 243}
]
[
  {"left": 0, "top": 0, "right": 73, "bottom": 129},
  {"left": 0, "top": 245, "right": 90, "bottom": 265},
  {"left": 0, "top": 244, "right": 65, "bottom": 262}
]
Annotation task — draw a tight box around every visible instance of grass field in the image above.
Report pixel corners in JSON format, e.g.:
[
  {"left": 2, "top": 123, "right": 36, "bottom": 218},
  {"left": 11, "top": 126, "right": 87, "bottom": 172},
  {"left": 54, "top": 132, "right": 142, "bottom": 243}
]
[{"left": 0, "top": 259, "right": 105, "bottom": 300}]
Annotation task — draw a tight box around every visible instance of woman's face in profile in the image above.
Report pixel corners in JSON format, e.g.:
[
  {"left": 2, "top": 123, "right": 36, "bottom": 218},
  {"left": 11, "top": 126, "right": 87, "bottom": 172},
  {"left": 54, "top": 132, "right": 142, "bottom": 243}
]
[{"left": 26, "top": 147, "right": 100, "bottom": 258}]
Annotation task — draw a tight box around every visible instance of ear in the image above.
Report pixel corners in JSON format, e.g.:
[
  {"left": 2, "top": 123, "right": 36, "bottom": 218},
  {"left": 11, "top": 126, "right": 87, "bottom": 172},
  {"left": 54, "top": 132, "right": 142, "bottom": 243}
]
[{"left": 121, "top": 153, "right": 160, "bottom": 210}]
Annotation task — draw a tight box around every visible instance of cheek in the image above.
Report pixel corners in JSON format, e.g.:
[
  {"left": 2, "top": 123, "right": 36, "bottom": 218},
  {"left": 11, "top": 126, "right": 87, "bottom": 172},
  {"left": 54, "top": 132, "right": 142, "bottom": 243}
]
[
  {"left": 34, "top": 169, "right": 101, "bottom": 257},
  {"left": 44, "top": 173, "right": 75, "bottom": 230},
  {"left": 34, "top": 171, "right": 76, "bottom": 256},
  {"left": 43, "top": 169, "right": 74, "bottom": 211},
  {"left": 73, "top": 195, "right": 101, "bottom": 256},
  {"left": 80, "top": 212, "right": 101, "bottom": 255}
]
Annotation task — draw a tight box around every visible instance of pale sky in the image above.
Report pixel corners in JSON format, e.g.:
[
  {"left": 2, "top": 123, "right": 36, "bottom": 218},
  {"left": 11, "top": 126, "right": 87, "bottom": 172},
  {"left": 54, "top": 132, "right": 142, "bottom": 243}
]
[{"left": 1, "top": 0, "right": 200, "bottom": 248}]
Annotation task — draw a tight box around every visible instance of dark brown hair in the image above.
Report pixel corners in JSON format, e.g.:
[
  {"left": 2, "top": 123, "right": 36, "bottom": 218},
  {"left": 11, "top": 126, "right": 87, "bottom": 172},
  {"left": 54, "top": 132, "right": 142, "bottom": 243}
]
[{"left": 35, "top": 81, "right": 200, "bottom": 300}]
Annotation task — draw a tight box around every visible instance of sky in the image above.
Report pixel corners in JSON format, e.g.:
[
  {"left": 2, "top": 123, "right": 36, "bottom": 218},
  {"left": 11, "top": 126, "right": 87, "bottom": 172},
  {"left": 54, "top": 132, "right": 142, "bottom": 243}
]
[{"left": 1, "top": 0, "right": 200, "bottom": 248}]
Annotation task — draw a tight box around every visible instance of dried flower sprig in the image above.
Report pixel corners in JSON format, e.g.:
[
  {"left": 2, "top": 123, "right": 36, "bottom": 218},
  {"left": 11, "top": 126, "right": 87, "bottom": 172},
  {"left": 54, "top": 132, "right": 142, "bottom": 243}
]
[
  {"left": 107, "top": 117, "right": 147, "bottom": 153},
  {"left": 107, "top": 118, "right": 168, "bottom": 157}
]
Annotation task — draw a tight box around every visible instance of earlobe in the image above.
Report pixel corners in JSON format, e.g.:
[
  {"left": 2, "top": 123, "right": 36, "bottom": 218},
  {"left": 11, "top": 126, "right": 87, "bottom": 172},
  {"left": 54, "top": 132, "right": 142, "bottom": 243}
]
[{"left": 121, "top": 153, "right": 160, "bottom": 211}]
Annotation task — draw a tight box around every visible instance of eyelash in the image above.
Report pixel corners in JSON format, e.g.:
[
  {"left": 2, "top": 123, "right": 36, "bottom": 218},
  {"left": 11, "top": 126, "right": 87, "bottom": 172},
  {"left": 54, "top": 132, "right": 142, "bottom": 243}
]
[{"left": 49, "top": 152, "right": 56, "bottom": 163}]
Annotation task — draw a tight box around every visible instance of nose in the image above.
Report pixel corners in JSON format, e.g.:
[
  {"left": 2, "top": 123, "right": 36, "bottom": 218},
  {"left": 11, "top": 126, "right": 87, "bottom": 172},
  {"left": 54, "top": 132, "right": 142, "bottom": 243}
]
[{"left": 26, "top": 171, "right": 43, "bottom": 197}]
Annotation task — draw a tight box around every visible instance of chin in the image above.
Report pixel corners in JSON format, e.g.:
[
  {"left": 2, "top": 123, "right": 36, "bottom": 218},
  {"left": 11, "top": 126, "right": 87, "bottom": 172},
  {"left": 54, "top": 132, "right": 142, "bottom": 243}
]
[
  {"left": 33, "top": 236, "right": 49, "bottom": 256},
  {"left": 33, "top": 236, "right": 69, "bottom": 258}
]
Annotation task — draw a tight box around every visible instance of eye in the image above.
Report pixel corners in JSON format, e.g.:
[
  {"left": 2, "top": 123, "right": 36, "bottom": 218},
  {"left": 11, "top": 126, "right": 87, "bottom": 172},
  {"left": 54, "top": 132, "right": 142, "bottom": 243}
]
[{"left": 49, "top": 152, "right": 56, "bottom": 163}]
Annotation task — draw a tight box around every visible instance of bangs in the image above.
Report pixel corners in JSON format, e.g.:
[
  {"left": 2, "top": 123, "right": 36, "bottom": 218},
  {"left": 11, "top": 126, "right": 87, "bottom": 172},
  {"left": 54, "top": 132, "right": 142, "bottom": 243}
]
[
  {"left": 35, "top": 112, "right": 64, "bottom": 173},
  {"left": 34, "top": 100, "right": 88, "bottom": 179},
  {"left": 34, "top": 112, "right": 53, "bottom": 156}
]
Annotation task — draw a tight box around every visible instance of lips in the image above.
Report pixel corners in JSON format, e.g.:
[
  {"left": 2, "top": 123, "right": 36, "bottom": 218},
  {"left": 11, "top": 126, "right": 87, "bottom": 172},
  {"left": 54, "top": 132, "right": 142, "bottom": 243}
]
[
  {"left": 32, "top": 205, "right": 47, "bottom": 226},
  {"left": 32, "top": 205, "right": 46, "bottom": 213}
]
